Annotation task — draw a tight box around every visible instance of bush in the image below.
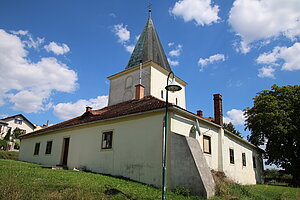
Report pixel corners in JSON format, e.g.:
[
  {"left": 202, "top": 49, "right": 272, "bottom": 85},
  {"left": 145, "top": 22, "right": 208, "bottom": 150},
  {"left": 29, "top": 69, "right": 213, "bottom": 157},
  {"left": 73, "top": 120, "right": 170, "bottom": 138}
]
[
  {"left": 0, "top": 140, "right": 7, "bottom": 150},
  {"left": 0, "top": 151, "right": 19, "bottom": 160}
]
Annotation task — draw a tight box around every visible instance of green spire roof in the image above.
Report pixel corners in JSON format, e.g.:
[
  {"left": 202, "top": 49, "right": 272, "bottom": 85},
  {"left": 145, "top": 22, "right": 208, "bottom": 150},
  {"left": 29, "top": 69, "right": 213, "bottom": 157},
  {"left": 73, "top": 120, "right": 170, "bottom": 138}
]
[{"left": 126, "top": 16, "right": 171, "bottom": 72}]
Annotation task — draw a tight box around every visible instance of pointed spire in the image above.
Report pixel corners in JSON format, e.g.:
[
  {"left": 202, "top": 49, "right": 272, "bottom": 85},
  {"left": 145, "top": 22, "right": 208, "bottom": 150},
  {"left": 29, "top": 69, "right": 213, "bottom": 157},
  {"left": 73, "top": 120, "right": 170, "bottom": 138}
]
[{"left": 125, "top": 14, "right": 171, "bottom": 72}]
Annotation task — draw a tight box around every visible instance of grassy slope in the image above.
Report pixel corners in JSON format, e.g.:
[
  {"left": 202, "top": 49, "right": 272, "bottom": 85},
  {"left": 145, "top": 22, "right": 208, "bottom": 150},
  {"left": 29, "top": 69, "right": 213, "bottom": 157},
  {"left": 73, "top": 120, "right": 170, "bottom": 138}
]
[
  {"left": 0, "top": 159, "right": 201, "bottom": 200},
  {"left": 212, "top": 183, "right": 300, "bottom": 200},
  {"left": 0, "top": 150, "right": 19, "bottom": 160},
  {"left": 0, "top": 159, "right": 299, "bottom": 200}
]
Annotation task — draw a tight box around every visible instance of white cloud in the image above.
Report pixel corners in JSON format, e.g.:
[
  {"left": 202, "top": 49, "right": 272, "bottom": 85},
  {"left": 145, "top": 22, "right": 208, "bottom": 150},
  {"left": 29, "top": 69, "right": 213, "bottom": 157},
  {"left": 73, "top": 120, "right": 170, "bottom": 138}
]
[
  {"left": 8, "top": 90, "right": 53, "bottom": 113},
  {"left": 113, "top": 24, "right": 130, "bottom": 44},
  {"left": 229, "top": 0, "right": 300, "bottom": 53},
  {"left": 125, "top": 45, "right": 134, "bottom": 53},
  {"left": 170, "top": 0, "right": 220, "bottom": 26},
  {"left": 11, "top": 30, "right": 45, "bottom": 50},
  {"left": 11, "top": 30, "right": 47, "bottom": 51},
  {"left": 167, "top": 58, "right": 179, "bottom": 66},
  {"left": 53, "top": 96, "right": 108, "bottom": 120},
  {"left": 278, "top": 43, "right": 300, "bottom": 71},
  {"left": 11, "top": 30, "right": 28, "bottom": 35},
  {"left": 256, "top": 47, "right": 280, "bottom": 65},
  {"left": 223, "top": 109, "right": 245, "bottom": 126},
  {"left": 169, "top": 44, "right": 183, "bottom": 57},
  {"left": 113, "top": 24, "right": 137, "bottom": 54},
  {"left": 109, "top": 13, "right": 116, "bottom": 18},
  {"left": 198, "top": 53, "right": 225, "bottom": 71},
  {"left": 168, "top": 42, "right": 174, "bottom": 47},
  {"left": 0, "top": 29, "right": 78, "bottom": 113},
  {"left": 44, "top": 42, "right": 70, "bottom": 55},
  {"left": 25, "top": 37, "right": 44, "bottom": 50},
  {"left": 258, "top": 66, "right": 276, "bottom": 79},
  {"left": 256, "top": 42, "right": 300, "bottom": 76}
]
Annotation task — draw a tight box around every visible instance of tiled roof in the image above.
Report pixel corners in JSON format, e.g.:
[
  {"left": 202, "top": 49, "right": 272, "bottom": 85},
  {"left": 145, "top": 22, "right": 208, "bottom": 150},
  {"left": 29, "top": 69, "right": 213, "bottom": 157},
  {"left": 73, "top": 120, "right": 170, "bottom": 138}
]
[
  {"left": 19, "top": 96, "right": 170, "bottom": 138},
  {"left": 126, "top": 16, "right": 171, "bottom": 72}
]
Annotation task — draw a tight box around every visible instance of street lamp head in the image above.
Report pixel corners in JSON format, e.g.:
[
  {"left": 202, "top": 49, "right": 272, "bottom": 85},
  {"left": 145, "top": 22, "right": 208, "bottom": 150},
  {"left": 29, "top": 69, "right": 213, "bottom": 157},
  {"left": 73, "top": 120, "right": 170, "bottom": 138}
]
[{"left": 165, "top": 79, "right": 182, "bottom": 92}]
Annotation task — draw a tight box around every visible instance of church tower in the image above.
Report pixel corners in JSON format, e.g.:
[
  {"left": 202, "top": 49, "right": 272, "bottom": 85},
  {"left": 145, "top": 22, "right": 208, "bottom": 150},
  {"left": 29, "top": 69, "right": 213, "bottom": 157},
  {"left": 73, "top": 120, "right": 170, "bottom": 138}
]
[{"left": 107, "top": 14, "right": 187, "bottom": 108}]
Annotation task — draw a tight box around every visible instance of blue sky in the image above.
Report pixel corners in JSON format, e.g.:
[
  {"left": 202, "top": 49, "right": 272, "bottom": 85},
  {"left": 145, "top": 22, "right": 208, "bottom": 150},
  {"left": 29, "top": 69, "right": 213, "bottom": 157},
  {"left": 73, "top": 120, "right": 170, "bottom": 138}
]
[{"left": 0, "top": 0, "right": 299, "bottom": 138}]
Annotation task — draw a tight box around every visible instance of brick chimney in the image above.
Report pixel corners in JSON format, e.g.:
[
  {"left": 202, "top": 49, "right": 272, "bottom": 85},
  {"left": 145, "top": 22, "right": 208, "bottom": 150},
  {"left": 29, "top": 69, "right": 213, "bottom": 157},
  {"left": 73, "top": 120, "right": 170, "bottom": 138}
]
[
  {"left": 197, "top": 110, "right": 203, "bottom": 117},
  {"left": 213, "top": 94, "right": 223, "bottom": 126},
  {"left": 86, "top": 106, "right": 92, "bottom": 113},
  {"left": 135, "top": 84, "right": 145, "bottom": 100}
]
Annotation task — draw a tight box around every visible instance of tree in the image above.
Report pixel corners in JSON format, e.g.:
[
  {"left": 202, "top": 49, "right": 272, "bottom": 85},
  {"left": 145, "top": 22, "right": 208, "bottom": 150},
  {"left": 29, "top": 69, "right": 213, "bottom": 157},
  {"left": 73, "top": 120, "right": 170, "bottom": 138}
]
[
  {"left": 3, "top": 128, "right": 11, "bottom": 151},
  {"left": 3, "top": 128, "right": 11, "bottom": 141},
  {"left": 244, "top": 84, "right": 300, "bottom": 186},
  {"left": 223, "top": 122, "right": 241, "bottom": 137},
  {"left": 0, "top": 139, "right": 7, "bottom": 150},
  {"left": 13, "top": 127, "right": 24, "bottom": 139}
]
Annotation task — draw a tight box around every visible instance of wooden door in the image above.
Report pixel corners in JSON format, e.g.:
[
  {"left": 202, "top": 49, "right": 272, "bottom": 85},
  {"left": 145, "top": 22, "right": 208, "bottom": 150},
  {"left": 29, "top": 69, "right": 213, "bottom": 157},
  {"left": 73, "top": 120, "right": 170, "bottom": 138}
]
[{"left": 62, "top": 138, "right": 70, "bottom": 166}]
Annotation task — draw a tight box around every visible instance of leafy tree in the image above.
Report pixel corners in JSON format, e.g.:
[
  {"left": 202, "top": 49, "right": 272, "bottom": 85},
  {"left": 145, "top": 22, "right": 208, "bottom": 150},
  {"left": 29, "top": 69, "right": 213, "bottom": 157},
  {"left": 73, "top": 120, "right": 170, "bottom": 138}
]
[
  {"left": 244, "top": 85, "right": 300, "bottom": 186},
  {"left": 3, "top": 128, "right": 11, "bottom": 141},
  {"left": 13, "top": 127, "right": 24, "bottom": 139},
  {"left": 0, "top": 139, "right": 7, "bottom": 150},
  {"left": 223, "top": 122, "right": 241, "bottom": 137}
]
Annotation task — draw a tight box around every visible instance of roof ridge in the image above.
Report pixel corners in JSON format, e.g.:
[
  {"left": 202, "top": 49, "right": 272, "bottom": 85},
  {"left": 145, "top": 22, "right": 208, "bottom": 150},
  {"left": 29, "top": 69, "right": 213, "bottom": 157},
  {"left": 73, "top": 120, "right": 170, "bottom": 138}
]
[
  {"left": 19, "top": 95, "right": 167, "bottom": 138},
  {"left": 1, "top": 114, "right": 36, "bottom": 128}
]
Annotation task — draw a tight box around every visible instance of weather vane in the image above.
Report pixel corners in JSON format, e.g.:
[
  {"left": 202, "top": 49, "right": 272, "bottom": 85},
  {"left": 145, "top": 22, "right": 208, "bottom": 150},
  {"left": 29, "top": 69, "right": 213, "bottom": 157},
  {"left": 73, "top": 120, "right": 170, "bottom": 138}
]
[{"left": 147, "top": 3, "right": 152, "bottom": 17}]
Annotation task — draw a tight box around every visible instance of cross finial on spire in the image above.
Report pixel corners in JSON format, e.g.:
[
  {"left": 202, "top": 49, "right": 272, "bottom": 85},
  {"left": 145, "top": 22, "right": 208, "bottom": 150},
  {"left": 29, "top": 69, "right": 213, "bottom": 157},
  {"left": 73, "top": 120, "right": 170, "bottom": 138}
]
[{"left": 147, "top": 3, "right": 152, "bottom": 17}]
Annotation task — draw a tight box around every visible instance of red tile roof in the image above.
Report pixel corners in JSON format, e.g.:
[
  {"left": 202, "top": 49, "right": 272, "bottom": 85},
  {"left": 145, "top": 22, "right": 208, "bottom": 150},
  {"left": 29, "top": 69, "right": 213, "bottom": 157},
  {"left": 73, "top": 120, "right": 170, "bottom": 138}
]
[{"left": 19, "top": 96, "right": 170, "bottom": 138}]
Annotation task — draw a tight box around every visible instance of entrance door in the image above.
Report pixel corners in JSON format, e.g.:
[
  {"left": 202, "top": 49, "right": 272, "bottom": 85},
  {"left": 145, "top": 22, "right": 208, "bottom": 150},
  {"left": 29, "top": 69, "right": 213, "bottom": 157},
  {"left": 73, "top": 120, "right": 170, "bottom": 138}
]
[{"left": 62, "top": 138, "right": 70, "bottom": 166}]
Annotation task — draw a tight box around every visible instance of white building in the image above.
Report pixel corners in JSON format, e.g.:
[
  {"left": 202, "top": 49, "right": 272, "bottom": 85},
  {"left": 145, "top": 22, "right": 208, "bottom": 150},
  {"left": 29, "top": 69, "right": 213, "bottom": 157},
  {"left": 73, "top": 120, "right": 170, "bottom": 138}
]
[
  {"left": 0, "top": 114, "right": 35, "bottom": 150},
  {"left": 18, "top": 15, "right": 263, "bottom": 198}
]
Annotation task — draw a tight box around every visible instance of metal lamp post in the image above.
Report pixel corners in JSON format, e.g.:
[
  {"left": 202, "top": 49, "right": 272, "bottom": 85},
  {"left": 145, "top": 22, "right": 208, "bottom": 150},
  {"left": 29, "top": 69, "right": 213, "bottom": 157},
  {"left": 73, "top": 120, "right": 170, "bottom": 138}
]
[{"left": 162, "top": 71, "right": 182, "bottom": 200}]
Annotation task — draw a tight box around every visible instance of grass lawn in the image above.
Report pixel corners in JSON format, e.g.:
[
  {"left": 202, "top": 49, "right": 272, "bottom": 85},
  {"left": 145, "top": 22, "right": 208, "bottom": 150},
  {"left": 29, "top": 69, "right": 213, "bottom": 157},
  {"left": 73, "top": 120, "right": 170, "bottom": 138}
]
[
  {"left": 211, "top": 183, "right": 300, "bottom": 200},
  {"left": 0, "top": 159, "right": 299, "bottom": 200},
  {"left": 0, "top": 159, "right": 201, "bottom": 200},
  {"left": 0, "top": 150, "right": 19, "bottom": 160}
]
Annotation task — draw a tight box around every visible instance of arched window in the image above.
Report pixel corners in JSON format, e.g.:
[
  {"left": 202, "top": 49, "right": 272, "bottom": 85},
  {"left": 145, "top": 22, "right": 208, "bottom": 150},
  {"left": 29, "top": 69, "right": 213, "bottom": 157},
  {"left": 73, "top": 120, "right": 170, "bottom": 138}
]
[
  {"left": 125, "top": 76, "right": 133, "bottom": 89},
  {"left": 161, "top": 90, "right": 164, "bottom": 99},
  {"left": 189, "top": 125, "right": 197, "bottom": 139}
]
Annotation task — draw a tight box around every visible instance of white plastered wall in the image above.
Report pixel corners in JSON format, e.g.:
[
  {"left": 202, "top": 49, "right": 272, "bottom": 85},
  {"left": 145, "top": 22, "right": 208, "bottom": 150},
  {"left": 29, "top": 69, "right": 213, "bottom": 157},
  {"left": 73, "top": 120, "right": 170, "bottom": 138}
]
[
  {"left": 5, "top": 117, "right": 34, "bottom": 134},
  {"left": 150, "top": 67, "right": 186, "bottom": 109},
  {"left": 170, "top": 113, "right": 220, "bottom": 170},
  {"left": 108, "top": 66, "right": 151, "bottom": 106},
  {"left": 170, "top": 111, "right": 263, "bottom": 185},
  {"left": 19, "top": 112, "right": 165, "bottom": 187},
  {"left": 108, "top": 63, "right": 187, "bottom": 109},
  {"left": 223, "top": 133, "right": 264, "bottom": 184}
]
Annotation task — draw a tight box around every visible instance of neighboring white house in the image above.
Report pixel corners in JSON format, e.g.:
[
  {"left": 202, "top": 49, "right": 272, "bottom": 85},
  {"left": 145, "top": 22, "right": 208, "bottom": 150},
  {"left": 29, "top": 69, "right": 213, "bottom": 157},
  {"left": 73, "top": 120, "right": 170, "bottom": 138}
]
[
  {"left": 0, "top": 114, "right": 36, "bottom": 150},
  {"left": 18, "top": 15, "right": 263, "bottom": 198}
]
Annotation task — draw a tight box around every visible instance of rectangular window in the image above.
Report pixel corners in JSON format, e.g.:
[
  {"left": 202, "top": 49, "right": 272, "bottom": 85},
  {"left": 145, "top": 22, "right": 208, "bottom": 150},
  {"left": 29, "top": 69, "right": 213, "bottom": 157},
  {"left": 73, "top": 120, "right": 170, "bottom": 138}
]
[
  {"left": 242, "top": 153, "right": 246, "bottom": 166},
  {"left": 102, "top": 131, "right": 113, "bottom": 149},
  {"left": 14, "top": 119, "right": 22, "bottom": 124},
  {"left": 229, "top": 148, "right": 235, "bottom": 164},
  {"left": 34, "top": 143, "right": 40, "bottom": 155},
  {"left": 253, "top": 156, "right": 256, "bottom": 168},
  {"left": 203, "top": 135, "right": 211, "bottom": 154},
  {"left": 45, "top": 141, "right": 52, "bottom": 154}
]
